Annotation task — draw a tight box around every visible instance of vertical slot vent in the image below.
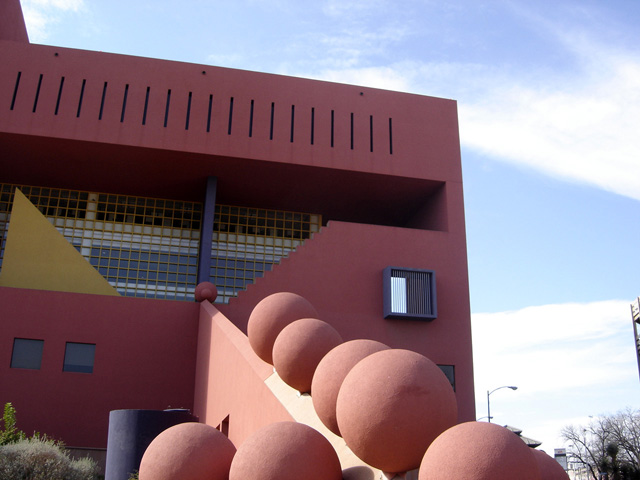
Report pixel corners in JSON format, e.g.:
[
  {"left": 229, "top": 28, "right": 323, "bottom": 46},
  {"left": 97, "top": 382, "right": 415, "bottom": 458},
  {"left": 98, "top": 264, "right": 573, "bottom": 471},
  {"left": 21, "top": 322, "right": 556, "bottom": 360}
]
[
  {"left": 310, "top": 107, "right": 315, "bottom": 145},
  {"left": 76, "top": 79, "right": 86, "bottom": 117},
  {"left": 330, "top": 110, "right": 335, "bottom": 147},
  {"left": 10, "top": 72, "right": 21, "bottom": 110},
  {"left": 142, "top": 86, "right": 150, "bottom": 125},
  {"left": 249, "top": 99, "right": 254, "bottom": 137},
  {"left": 207, "top": 94, "right": 213, "bottom": 132},
  {"left": 32, "top": 74, "right": 43, "bottom": 113},
  {"left": 98, "top": 82, "right": 108, "bottom": 120},
  {"left": 350, "top": 112, "right": 354, "bottom": 150},
  {"left": 389, "top": 117, "right": 393, "bottom": 155},
  {"left": 269, "top": 102, "right": 275, "bottom": 140},
  {"left": 369, "top": 115, "right": 374, "bottom": 152},
  {"left": 55, "top": 77, "right": 65, "bottom": 115},
  {"left": 290, "top": 105, "right": 295, "bottom": 143},
  {"left": 185, "top": 91, "right": 192, "bottom": 130},
  {"left": 227, "top": 97, "right": 234, "bottom": 135},
  {"left": 120, "top": 84, "right": 129, "bottom": 123},
  {"left": 163, "top": 89, "right": 171, "bottom": 127}
]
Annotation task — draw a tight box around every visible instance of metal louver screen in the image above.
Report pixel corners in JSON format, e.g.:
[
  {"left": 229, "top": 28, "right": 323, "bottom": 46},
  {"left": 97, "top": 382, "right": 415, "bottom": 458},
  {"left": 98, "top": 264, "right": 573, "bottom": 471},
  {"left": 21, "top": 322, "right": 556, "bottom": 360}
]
[
  {"left": 390, "top": 268, "right": 433, "bottom": 316},
  {"left": 384, "top": 266, "right": 437, "bottom": 320}
]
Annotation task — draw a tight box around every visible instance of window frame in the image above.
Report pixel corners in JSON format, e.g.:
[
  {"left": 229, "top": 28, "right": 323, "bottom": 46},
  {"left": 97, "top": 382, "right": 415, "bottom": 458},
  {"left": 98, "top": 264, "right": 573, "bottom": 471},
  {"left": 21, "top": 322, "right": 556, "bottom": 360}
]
[
  {"left": 383, "top": 266, "right": 437, "bottom": 320},
  {"left": 63, "top": 342, "right": 96, "bottom": 374},
  {"left": 10, "top": 338, "right": 44, "bottom": 370}
]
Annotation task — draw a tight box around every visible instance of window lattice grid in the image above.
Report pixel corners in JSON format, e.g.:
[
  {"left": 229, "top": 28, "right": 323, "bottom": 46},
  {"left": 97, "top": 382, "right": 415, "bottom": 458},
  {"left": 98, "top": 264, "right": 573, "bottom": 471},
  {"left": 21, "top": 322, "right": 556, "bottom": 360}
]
[
  {"left": 0, "top": 183, "right": 202, "bottom": 301},
  {"left": 211, "top": 204, "right": 321, "bottom": 303}
]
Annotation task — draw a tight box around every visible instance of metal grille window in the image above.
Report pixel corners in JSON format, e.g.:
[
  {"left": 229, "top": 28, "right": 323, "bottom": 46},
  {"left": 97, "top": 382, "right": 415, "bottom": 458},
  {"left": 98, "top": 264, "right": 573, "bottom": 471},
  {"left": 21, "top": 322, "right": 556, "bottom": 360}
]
[
  {"left": 0, "top": 184, "right": 202, "bottom": 301},
  {"left": 383, "top": 266, "right": 437, "bottom": 320},
  {"left": 211, "top": 205, "right": 321, "bottom": 303}
]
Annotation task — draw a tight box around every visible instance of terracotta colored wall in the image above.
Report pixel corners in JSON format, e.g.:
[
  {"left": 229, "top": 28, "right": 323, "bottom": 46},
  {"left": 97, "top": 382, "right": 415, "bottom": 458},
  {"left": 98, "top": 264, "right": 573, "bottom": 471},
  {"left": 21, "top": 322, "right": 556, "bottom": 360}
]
[
  {"left": 0, "top": 40, "right": 461, "bottom": 186},
  {"left": 0, "top": 287, "right": 199, "bottom": 448},
  {"left": 218, "top": 204, "right": 475, "bottom": 422},
  {"left": 0, "top": 0, "right": 29, "bottom": 43},
  {"left": 193, "top": 301, "right": 293, "bottom": 447}
]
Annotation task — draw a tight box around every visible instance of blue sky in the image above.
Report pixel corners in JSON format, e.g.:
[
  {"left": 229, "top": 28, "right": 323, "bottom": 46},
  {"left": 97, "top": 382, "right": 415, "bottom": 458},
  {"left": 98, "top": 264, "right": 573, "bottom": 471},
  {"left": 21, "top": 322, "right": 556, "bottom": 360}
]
[{"left": 20, "top": 0, "right": 640, "bottom": 453}]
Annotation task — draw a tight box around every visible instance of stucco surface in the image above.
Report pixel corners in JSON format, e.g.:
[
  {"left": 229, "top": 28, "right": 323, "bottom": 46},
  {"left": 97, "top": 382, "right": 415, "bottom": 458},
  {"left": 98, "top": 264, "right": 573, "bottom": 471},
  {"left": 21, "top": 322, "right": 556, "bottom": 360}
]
[
  {"left": 419, "top": 422, "right": 542, "bottom": 480},
  {"left": 311, "top": 339, "right": 389, "bottom": 435},
  {"left": 336, "top": 349, "right": 457, "bottom": 473}
]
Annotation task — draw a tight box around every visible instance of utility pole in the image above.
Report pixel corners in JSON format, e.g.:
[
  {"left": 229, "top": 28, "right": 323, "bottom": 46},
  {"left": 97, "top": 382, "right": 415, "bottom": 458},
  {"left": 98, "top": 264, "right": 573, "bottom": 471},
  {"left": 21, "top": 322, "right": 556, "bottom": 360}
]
[{"left": 631, "top": 298, "right": 640, "bottom": 382}]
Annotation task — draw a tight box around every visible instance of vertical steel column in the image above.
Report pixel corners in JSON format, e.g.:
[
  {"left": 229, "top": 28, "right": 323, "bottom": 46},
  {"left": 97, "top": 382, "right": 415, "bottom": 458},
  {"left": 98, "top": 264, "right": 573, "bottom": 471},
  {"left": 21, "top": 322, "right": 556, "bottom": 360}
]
[{"left": 197, "top": 177, "right": 217, "bottom": 286}]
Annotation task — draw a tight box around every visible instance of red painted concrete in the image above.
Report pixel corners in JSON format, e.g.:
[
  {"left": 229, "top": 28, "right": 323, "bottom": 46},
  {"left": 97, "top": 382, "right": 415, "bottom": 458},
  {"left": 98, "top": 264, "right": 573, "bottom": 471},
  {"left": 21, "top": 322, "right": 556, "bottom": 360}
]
[
  {"left": 0, "top": 39, "right": 459, "bottom": 230},
  {"left": 220, "top": 216, "right": 475, "bottom": 423},
  {"left": 0, "top": 2, "right": 475, "bottom": 450},
  {"left": 193, "top": 301, "right": 293, "bottom": 447},
  {"left": 194, "top": 281, "right": 218, "bottom": 303},
  {"left": 139, "top": 422, "right": 236, "bottom": 480},
  {"left": 336, "top": 349, "right": 457, "bottom": 473},
  {"left": 531, "top": 449, "right": 570, "bottom": 480},
  {"left": 0, "top": 0, "right": 29, "bottom": 43},
  {"left": 419, "top": 422, "right": 542, "bottom": 480},
  {"left": 247, "top": 292, "right": 319, "bottom": 365},
  {"left": 272, "top": 318, "right": 343, "bottom": 393},
  {"left": 229, "top": 421, "right": 342, "bottom": 480},
  {"left": 0, "top": 286, "right": 199, "bottom": 448},
  {"left": 311, "top": 339, "right": 390, "bottom": 436}
]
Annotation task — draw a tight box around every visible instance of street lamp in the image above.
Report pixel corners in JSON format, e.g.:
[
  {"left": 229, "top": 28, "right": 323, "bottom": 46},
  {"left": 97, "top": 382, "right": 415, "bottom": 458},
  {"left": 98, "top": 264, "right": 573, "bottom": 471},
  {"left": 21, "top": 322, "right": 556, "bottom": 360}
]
[{"left": 487, "top": 385, "right": 517, "bottom": 423}]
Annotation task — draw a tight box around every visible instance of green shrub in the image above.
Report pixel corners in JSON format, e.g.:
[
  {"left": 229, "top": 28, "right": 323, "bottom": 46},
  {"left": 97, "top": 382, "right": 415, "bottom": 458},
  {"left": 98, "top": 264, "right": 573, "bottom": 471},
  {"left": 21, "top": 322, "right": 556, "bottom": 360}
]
[
  {"left": 0, "top": 436, "right": 100, "bottom": 480},
  {"left": 0, "top": 403, "right": 26, "bottom": 446}
]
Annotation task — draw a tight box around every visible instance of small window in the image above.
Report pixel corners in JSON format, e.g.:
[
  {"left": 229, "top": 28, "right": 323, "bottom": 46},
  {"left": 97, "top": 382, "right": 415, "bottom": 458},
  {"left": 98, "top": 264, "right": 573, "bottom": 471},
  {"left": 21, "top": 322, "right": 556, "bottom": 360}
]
[
  {"left": 11, "top": 338, "right": 44, "bottom": 370},
  {"left": 383, "top": 266, "right": 437, "bottom": 320},
  {"left": 63, "top": 342, "right": 96, "bottom": 373},
  {"left": 437, "top": 364, "right": 455, "bottom": 391}
]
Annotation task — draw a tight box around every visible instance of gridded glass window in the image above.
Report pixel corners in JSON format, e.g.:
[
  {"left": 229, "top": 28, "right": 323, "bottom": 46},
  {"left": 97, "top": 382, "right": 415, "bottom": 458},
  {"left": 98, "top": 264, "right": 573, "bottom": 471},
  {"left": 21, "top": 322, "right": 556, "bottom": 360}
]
[
  {"left": 383, "top": 266, "right": 437, "bottom": 320},
  {"left": 0, "top": 184, "right": 202, "bottom": 301},
  {"left": 63, "top": 342, "right": 96, "bottom": 373},
  {"left": 211, "top": 205, "right": 321, "bottom": 303},
  {"left": 11, "top": 338, "right": 44, "bottom": 370}
]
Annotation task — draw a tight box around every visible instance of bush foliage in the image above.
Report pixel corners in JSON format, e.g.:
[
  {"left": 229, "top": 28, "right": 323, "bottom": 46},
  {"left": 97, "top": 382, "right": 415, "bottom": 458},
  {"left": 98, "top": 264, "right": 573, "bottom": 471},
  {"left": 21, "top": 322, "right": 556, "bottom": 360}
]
[{"left": 0, "top": 403, "right": 100, "bottom": 480}]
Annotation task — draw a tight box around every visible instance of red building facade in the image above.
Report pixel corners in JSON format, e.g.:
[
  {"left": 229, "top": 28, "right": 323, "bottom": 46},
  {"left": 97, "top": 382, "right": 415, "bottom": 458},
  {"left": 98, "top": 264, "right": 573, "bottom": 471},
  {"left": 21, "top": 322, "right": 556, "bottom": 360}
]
[{"left": 0, "top": 0, "right": 475, "bottom": 453}]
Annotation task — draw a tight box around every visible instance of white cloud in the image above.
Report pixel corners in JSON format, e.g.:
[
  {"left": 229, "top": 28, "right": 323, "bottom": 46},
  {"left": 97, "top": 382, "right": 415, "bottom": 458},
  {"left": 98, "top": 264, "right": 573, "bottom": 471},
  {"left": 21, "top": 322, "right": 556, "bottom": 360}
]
[
  {"left": 472, "top": 300, "right": 640, "bottom": 448},
  {"left": 22, "top": 0, "right": 85, "bottom": 42},
  {"left": 322, "top": 0, "right": 387, "bottom": 17},
  {"left": 458, "top": 50, "right": 640, "bottom": 201}
]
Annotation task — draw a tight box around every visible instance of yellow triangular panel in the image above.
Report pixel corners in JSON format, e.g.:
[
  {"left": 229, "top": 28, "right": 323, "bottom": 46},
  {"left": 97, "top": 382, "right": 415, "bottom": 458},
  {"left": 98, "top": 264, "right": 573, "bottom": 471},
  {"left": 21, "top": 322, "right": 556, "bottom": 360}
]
[{"left": 0, "top": 189, "right": 119, "bottom": 296}]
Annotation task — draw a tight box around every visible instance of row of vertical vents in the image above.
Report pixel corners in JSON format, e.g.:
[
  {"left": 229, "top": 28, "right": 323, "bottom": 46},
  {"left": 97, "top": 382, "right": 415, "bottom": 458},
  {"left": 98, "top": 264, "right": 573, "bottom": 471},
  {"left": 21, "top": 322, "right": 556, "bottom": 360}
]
[{"left": 9, "top": 72, "right": 394, "bottom": 154}]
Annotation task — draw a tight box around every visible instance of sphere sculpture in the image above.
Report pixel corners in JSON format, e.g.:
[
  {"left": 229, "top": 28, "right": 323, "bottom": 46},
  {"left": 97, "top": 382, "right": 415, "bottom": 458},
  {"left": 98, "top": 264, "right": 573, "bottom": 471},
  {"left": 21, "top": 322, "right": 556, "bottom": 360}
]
[
  {"left": 419, "top": 422, "right": 541, "bottom": 480},
  {"left": 247, "top": 292, "right": 318, "bottom": 364},
  {"left": 228, "top": 421, "right": 342, "bottom": 480},
  {"left": 272, "top": 318, "right": 343, "bottom": 393},
  {"left": 139, "top": 422, "right": 236, "bottom": 480},
  {"left": 311, "top": 339, "right": 389, "bottom": 435},
  {"left": 531, "top": 449, "right": 570, "bottom": 480},
  {"left": 194, "top": 282, "right": 218, "bottom": 302},
  {"left": 336, "top": 349, "right": 457, "bottom": 473}
]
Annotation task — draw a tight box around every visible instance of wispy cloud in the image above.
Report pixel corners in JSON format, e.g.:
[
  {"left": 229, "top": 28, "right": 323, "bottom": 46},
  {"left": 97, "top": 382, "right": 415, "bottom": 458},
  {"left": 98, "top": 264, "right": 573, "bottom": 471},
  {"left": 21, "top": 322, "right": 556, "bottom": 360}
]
[
  {"left": 22, "top": 0, "right": 85, "bottom": 42},
  {"left": 472, "top": 299, "right": 639, "bottom": 447},
  {"left": 458, "top": 44, "right": 640, "bottom": 201}
]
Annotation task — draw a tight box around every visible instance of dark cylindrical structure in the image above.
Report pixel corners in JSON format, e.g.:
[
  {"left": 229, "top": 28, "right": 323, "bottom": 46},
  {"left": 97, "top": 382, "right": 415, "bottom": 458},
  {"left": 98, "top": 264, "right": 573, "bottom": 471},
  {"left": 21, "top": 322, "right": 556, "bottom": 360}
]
[{"left": 104, "top": 409, "right": 198, "bottom": 480}]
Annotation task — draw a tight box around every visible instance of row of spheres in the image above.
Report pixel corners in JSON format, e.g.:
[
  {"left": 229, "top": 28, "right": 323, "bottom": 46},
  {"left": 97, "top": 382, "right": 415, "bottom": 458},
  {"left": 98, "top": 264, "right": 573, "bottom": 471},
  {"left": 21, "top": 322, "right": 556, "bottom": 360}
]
[{"left": 140, "top": 287, "right": 569, "bottom": 480}]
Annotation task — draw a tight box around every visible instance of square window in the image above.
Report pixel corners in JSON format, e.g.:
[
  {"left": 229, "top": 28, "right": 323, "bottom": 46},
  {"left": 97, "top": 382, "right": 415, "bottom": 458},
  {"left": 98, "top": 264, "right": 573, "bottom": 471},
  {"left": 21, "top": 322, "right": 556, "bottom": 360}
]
[
  {"left": 63, "top": 342, "right": 96, "bottom": 373},
  {"left": 383, "top": 266, "right": 437, "bottom": 320},
  {"left": 437, "top": 364, "right": 455, "bottom": 391},
  {"left": 11, "top": 338, "right": 44, "bottom": 370}
]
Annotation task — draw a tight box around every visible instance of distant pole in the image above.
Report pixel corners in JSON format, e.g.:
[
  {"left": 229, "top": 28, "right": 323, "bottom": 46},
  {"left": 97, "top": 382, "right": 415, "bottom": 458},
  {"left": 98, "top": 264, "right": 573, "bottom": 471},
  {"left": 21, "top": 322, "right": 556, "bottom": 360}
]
[
  {"left": 487, "top": 386, "right": 518, "bottom": 423},
  {"left": 630, "top": 298, "right": 640, "bottom": 382}
]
